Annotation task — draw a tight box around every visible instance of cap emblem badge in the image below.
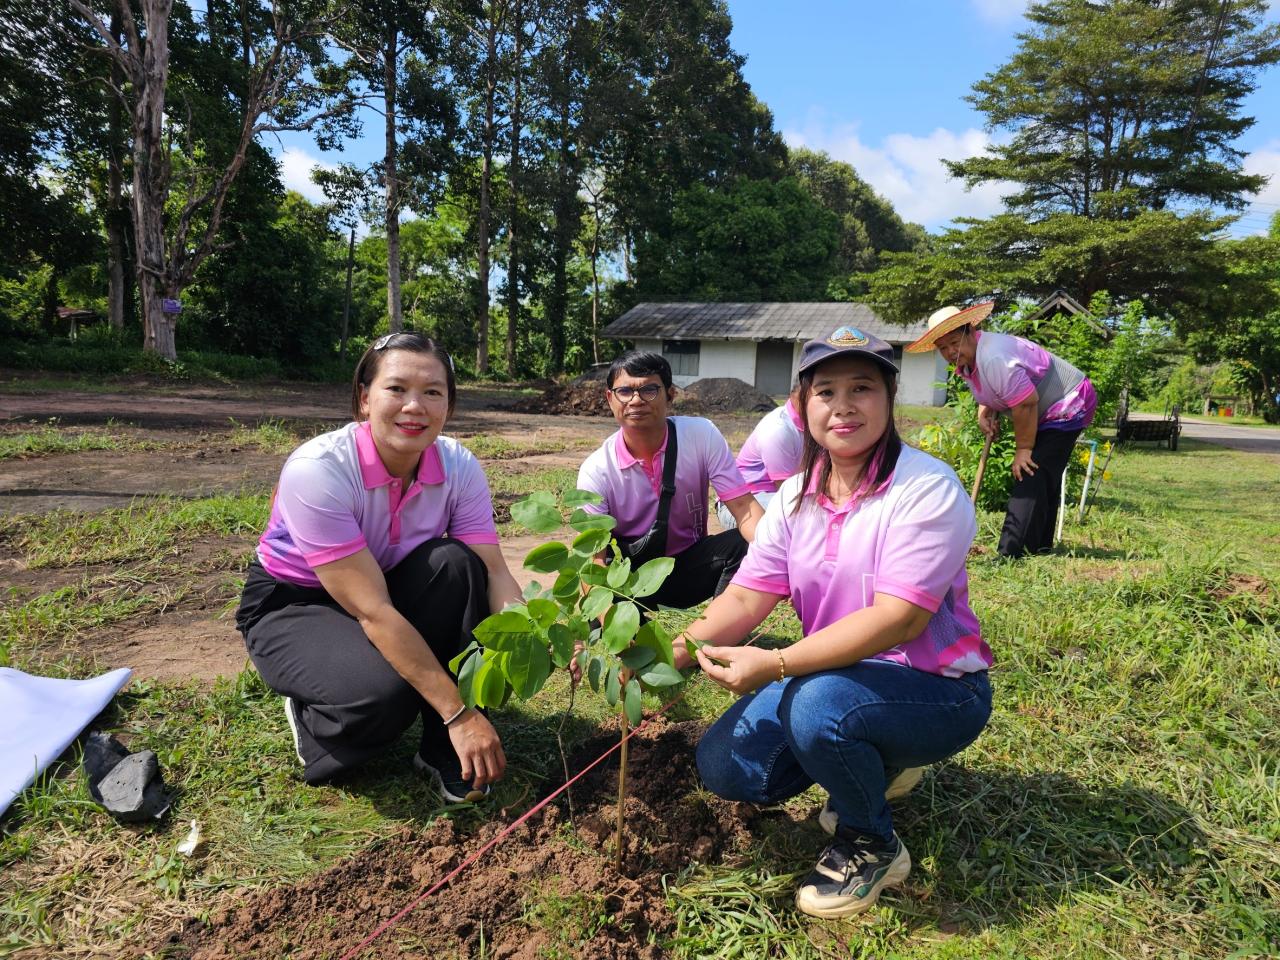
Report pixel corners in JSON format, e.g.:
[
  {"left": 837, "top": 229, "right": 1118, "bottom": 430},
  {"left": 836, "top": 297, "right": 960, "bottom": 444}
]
[{"left": 828, "top": 326, "right": 868, "bottom": 347}]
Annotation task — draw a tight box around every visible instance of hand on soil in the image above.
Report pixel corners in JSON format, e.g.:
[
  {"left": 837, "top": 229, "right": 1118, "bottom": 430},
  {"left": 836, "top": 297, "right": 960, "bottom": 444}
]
[
  {"left": 449, "top": 710, "right": 506, "bottom": 787},
  {"left": 695, "top": 644, "right": 773, "bottom": 696}
]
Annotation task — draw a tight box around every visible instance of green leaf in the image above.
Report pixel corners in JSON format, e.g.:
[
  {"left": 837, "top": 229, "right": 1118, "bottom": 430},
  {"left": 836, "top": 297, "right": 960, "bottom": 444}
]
[
  {"left": 507, "top": 640, "right": 552, "bottom": 700},
  {"left": 684, "top": 636, "right": 708, "bottom": 660},
  {"left": 580, "top": 586, "right": 613, "bottom": 622},
  {"left": 602, "top": 602, "right": 640, "bottom": 653},
  {"left": 569, "top": 508, "right": 617, "bottom": 533},
  {"left": 548, "top": 623, "right": 576, "bottom": 668},
  {"left": 511, "top": 494, "right": 562, "bottom": 533},
  {"left": 566, "top": 615, "right": 590, "bottom": 644},
  {"left": 628, "top": 556, "right": 675, "bottom": 598},
  {"left": 638, "top": 662, "right": 684, "bottom": 688},
  {"left": 526, "top": 598, "right": 559, "bottom": 627},
  {"left": 455, "top": 647, "right": 483, "bottom": 707},
  {"left": 618, "top": 645, "right": 657, "bottom": 670},
  {"left": 581, "top": 564, "right": 611, "bottom": 587},
  {"left": 606, "top": 557, "right": 632, "bottom": 590},
  {"left": 524, "top": 541, "right": 570, "bottom": 573},
  {"left": 587, "top": 655, "right": 604, "bottom": 693},
  {"left": 571, "top": 527, "right": 612, "bottom": 556},
  {"left": 636, "top": 621, "right": 674, "bottom": 667},
  {"left": 605, "top": 663, "right": 621, "bottom": 706},
  {"left": 562, "top": 488, "right": 604, "bottom": 508},
  {"left": 473, "top": 610, "right": 536, "bottom": 652},
  {"left": 623, "top": 678, "right": 642, "bottom": 725},
  {"left": 476, "top": 654, "right": 509, "bottom": 708},
  {"left": 448, "top": 640, "right": 479, "bottom": 675},
  {"left": 521, "top": 581, "right": 543, "bottom": 601},
  {"left": 552, "top": 568, "right": 581, "bottom": 602}
]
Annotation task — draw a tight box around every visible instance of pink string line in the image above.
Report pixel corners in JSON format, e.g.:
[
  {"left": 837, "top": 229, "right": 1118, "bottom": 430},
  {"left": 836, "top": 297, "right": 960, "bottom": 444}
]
[{"left": 337, "top": 693, "right": 686, "bottom": 960}]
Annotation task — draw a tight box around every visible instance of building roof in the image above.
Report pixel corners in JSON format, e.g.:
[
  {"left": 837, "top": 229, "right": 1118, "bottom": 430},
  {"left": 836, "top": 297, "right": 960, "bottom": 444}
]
[{"left": 604, "top": 302, "right": 929, "bottom": 344}]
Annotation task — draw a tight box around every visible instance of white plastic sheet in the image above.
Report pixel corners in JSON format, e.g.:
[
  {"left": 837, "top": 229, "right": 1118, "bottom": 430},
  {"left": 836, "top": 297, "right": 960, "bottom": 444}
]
[{"left": 0, "top": 666, "right": 132, "bottom": 816}]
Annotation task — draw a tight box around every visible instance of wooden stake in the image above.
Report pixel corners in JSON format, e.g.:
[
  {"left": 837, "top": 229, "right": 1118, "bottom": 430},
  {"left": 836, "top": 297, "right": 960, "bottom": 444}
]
[
  {"left": 971, "top": 436, "right": 994, "bottom": 505},
  {"left": 614, "top": 710, "right": 629, "bottom": 871}
]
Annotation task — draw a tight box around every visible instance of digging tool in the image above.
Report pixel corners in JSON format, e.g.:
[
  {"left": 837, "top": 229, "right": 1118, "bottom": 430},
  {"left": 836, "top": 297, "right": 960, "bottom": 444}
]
[
  {"left": 970, "top": 436, "right": 993, "bottom": 505},
  {"left": 1081, "top": 442, "right": 1115, "bottom": 521}
]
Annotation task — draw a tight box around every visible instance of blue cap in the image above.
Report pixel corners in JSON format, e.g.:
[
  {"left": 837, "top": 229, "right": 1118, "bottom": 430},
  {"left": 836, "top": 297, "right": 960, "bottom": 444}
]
[{"left": 797, "top": 326, "right": 898, "bottom": 377}]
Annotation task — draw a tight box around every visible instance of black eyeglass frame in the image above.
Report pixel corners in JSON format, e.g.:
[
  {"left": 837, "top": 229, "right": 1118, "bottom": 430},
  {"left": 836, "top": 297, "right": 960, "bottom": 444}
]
[{"left": 608, "top": 383, "right": 664, "bottom": 402}]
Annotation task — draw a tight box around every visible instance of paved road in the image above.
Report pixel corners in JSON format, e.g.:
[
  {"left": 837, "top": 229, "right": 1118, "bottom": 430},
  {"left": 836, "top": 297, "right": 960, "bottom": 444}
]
[{"left": 1177, "top": 416, "right": 1280, "bottom": 455}]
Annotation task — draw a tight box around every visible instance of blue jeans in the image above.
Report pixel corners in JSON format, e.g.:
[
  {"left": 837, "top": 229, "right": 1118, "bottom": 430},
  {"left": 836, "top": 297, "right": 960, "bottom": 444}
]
[{"left": 696, "top": 659, "right": 992, "bottom": 840}]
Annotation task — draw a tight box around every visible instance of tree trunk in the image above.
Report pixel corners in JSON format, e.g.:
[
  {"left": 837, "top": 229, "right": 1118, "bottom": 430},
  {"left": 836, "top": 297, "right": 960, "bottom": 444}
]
[
  {"left": 384, "top": 23, "right": 404, "bottom": 333},
  {"left": 341, "top": 225, "right": 355, "bottom": 360},
  {"left": 590, "top": 200, "right": 601, "bottom": 365},
  {"left": 547, "top": 95, "right": 574, "bottom": 374},
  {"left": 106, "top": 9, "right": 128, "bottom": 331},
  {"left": 475, "top": 18, "right": 498, "bottom": 375},
  {"left": 504, "top": 0, "right": 523, "bottom": 378}
]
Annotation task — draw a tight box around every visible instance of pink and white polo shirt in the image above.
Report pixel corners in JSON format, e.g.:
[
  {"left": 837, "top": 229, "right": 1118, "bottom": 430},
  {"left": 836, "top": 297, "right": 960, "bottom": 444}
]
[
  {"left": 960, "top": 331, "right": 1097, "bottom": 431},
  {"left": 257, "top": 421, "right": 499, "bottom": 587},
  {"left": 733, "top": 445, "right": 990, "bottom": 677},
  {"left": 577, "top": 416, "right": 753, "bottom": 556},
  {"left": 736, "top": 399, "right": 805, "bottom": 494}
]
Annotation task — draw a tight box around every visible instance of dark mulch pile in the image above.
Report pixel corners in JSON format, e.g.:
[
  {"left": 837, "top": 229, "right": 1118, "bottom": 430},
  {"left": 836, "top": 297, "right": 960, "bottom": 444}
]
[
  {"left": 163, "top": 721, "right": 757, "bottom": 960},
  {"left": 674, "top": 378, "right": 777, "bottom": 415},
  {"left": 513, "top": 369, "right": 612, "bottom": 417}
]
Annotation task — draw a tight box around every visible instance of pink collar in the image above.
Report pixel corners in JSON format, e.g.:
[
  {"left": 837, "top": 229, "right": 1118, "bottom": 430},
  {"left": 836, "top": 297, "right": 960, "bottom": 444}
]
[
  {"left": 613, "top": 423, "right": 669, "bottom": 469},
  {"left": 785, "top": 398, "right": 805, "bottom": 432},
  {"left": 804, "top": 448, "right": 894, "bottom": 511},
  {"left": 355, "top": 420, "right": 446, "bottom": 489}
]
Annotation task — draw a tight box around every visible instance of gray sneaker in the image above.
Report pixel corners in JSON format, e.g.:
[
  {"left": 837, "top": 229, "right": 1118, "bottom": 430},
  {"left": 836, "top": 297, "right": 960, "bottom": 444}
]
[
  {"left": 818, "top": 767, "right": 925, "bottom": 835},
  {"left": 795, "top": 829, "right": 911, "bottom": 918},
  {"left": 413, "top": 751, "right": 491, "bottom": 804}
]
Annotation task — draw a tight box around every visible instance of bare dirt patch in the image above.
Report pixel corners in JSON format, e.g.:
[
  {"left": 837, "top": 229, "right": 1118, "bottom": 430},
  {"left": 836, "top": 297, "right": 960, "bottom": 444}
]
[{"left": 162, "top": 721, "right": 767, "bottom": 960}]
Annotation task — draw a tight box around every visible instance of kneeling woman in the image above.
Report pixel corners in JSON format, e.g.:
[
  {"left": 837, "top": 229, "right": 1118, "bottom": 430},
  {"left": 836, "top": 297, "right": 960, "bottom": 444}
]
[
  {"left": 679, "top": 328, "right": 993, "bottom": 918},
  {"left": 236, "top": 333, "right": 522, "bottom": 801}
]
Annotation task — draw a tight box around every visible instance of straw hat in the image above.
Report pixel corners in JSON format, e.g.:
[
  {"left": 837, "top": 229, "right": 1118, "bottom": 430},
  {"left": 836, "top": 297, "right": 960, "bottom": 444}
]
[{"left": 904, "top": 301, "right": 996, "bottom": 353}]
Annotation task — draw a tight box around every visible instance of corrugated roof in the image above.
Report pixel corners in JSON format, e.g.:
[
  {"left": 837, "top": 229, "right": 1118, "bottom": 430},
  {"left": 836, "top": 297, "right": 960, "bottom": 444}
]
[{"left": 603, "top": 302, "right": 927, "bottom": 344}]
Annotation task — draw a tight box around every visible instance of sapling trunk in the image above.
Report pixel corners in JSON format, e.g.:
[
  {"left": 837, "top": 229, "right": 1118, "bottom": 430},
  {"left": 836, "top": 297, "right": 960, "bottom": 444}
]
[{"left": 615, "top": 710, "right": 629, "bottom": 871}]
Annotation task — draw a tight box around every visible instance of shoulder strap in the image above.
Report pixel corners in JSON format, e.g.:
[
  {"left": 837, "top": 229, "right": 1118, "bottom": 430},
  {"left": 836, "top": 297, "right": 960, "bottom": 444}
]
[{"left": 654, "top": 418, "right": 679, "bottom": 528}]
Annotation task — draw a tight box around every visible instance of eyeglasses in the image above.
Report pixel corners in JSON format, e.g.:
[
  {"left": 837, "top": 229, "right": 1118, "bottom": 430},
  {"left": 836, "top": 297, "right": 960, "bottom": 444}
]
[{"left": 609, "top": 384, "right": 663, "bottom": 403}]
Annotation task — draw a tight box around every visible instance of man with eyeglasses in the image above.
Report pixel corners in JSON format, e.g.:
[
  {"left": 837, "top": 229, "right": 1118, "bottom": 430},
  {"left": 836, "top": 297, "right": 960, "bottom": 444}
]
[{"left": 576, "top": 351, "right": 764, "bottom": 610}]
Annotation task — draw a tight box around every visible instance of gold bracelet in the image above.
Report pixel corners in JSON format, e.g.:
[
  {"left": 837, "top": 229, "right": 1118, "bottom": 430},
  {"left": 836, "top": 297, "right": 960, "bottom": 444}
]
[{"left": 776, "top": 648, "right": 786, "bottom": 683}]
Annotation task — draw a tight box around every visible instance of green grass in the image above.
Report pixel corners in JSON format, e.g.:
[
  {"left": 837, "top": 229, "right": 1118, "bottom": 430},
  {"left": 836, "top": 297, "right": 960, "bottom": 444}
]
[
  {"left": 225, "top": 418, "right": 307, "bottom": 455},
  {"left": 1, "top": 439, "right": 1277, "bottom": 958},
  {"left": 0, "top": 424, "right": 159, "bottom": 461}
]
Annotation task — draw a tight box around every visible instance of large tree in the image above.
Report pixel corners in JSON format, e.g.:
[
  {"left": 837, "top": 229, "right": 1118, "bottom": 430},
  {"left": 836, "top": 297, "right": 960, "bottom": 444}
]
[
  {"left": 865, "top": 0, "right": 1280, "bottom": 324},
  {"left": 68, "top": 0, "right": 354, "bottom": 359}
]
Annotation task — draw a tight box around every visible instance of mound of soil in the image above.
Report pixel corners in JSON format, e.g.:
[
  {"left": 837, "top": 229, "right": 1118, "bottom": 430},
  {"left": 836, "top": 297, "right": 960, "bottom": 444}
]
[
  {"left": 513, "top": 371, "right": 612, "bottom": 417},
  {"left": 164, "top": 721, "right": 755, "bottom": 960},
  {"left": 675, "top": 378, "right": 777, "bottom": 415}
]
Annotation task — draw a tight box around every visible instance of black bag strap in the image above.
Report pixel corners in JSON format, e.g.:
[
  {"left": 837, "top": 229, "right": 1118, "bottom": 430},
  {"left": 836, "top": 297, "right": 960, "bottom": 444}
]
[{"left": 653, "top": 418, "right": 679, "bottom": 532}]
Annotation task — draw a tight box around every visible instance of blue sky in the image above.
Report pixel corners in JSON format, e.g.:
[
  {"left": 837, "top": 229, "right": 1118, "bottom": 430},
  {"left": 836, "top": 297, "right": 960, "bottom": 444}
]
[{"left": 276, "top": 0, "right": 1280, "bottom": 235}]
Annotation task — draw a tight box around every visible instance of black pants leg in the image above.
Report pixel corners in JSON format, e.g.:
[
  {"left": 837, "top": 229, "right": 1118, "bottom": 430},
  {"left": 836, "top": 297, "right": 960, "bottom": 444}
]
[
  {"left": 645, "top": 529, "right": 749, "bottom": 610},
  {"left": 998, "top": 428, "right": 1081, "bottom": 558},
  {"left": 237, "top": 539, "right": 489, "bottom": 783}
]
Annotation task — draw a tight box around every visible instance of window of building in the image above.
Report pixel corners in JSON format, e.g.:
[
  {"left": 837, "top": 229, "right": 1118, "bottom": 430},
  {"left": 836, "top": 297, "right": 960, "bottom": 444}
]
[{"left": 663, "top": 340, "right": 700, "bottom": 377}]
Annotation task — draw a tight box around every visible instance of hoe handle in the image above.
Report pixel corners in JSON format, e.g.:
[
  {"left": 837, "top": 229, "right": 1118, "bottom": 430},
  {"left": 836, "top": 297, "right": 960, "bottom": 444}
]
[{"left": 971, "top": 436, "right": 994, "bottom": 505}]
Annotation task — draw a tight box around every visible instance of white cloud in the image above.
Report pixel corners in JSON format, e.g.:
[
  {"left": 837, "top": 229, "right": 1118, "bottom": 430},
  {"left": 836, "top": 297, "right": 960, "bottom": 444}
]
[
  {"left": 1239, "top": 139, "right": 1280, "bottom": 235},
  {"left": 970, "top": 0, "right": 1030, "bottom": 23},
  {"left": 783, "top": 119, "right": 1011, "bottom": 230},
  {"left": 275, "top": 146, "right": 336, "bottom": 204}
]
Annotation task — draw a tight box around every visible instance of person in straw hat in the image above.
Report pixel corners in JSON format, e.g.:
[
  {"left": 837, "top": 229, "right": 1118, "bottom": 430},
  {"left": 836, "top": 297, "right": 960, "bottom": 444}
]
[{"left": 906, "top": 302, "right": 1097, "bottom": 557}]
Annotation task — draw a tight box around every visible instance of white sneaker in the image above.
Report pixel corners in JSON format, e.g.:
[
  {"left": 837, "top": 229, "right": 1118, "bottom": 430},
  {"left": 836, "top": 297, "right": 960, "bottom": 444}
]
[
  {"left": 413, "top": 752, "right": 490, "bottom": 804},
  {"left": 282, "top": 696, "right": 305, "bottom": 765},
  {"left": 818, "top": 767, "right": 925, "bottom": 835}
]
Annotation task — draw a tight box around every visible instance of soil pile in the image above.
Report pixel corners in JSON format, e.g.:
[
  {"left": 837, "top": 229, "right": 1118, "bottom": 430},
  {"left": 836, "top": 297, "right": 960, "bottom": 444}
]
[
  {"left": 164, "top": 721, "right": 756, "bottom": 960},
  {"left": 513, "top": 368, "right": 611, "bottom": 417},
  {"left": 675, "top": 378, "right": 777, "bottom": 415}
]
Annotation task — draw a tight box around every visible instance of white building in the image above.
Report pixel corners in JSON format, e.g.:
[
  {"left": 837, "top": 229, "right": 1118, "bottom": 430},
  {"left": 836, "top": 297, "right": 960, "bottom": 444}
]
[{"left": 603, "top": 302, "right": 948, "bottom": 406}]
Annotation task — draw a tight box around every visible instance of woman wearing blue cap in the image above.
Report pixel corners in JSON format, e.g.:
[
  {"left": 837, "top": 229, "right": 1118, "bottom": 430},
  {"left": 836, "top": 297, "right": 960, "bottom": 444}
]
[{"left": 674, "top": 326, "right": 992, "bottom": 918}]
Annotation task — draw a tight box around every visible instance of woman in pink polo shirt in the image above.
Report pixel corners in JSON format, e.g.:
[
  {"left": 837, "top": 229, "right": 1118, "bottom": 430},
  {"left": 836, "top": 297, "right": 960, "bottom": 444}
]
[
  {"left": 235, "top": 333, "right": 522, "bottom": 800},
  {"left": 906, "top": 301, "right": 1097, "bottom": 557},
  {"left": 678, "top": 327, "right": 992, "bottom": 919}
]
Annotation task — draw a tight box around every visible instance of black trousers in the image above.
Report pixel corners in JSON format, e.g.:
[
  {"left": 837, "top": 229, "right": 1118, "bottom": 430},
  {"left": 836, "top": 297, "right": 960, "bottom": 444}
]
[
  {"left": 642, "top": 529, "right": 749, "bottom": 610},
  {"left": 998, "top": 427, "right": 1081, "bottom": 558},
  {"left": 235, "top": 539, "right": 489, "bottom": 784}
]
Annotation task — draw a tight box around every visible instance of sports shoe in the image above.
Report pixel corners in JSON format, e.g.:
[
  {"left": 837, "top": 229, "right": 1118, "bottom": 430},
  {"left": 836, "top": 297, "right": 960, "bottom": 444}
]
[
  {"left": 818, "top": 767, "right": 925, "bottom": 834},
  {"left": 282, "top": 696, "right": 305, "bottom": 765},
  {"left": 413, "top": 751, "right": 490, "bottom": 804},
  {"left": 794, "top": 828, "right": 911, "bottom": 918}
]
